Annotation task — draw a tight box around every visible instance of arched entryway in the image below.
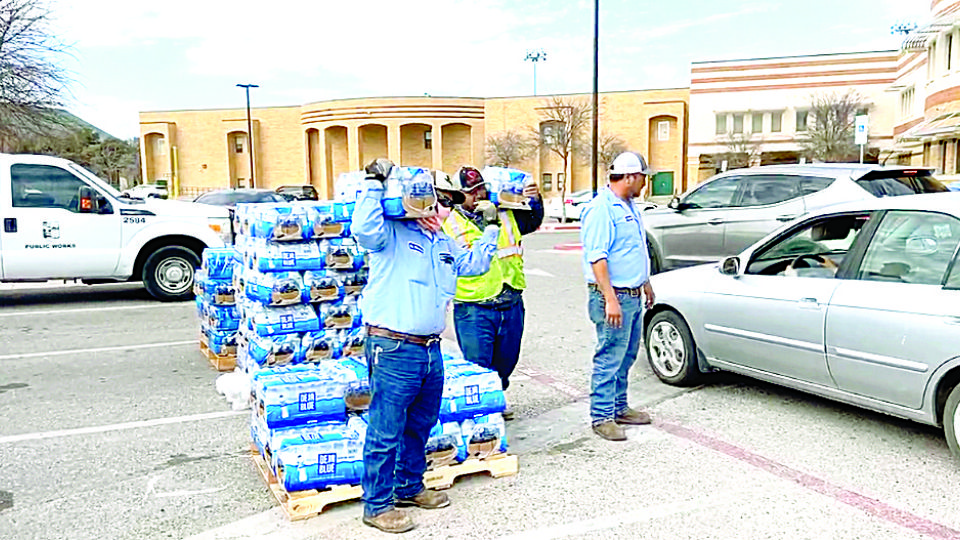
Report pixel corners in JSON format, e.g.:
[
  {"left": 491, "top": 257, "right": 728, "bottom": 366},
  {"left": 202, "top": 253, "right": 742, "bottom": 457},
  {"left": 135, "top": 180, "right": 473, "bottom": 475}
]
[
  {"left": 400, "top": 123, "right": 432, "bottom": 168},
  {"left": 324, "top": 126, "right": 349, "bottom": 189},
  {"left": 359, "top": 124, "right": 388, "bottom": 169},
  {"left": 441, "top": 123, "right": 472, "bottom": 173}
]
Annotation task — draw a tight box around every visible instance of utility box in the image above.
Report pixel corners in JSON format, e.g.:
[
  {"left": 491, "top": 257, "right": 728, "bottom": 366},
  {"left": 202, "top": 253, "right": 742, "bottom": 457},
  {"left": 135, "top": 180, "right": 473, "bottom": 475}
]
[{"left": 651, "top": 171, "right": 674, "bottom": 197}]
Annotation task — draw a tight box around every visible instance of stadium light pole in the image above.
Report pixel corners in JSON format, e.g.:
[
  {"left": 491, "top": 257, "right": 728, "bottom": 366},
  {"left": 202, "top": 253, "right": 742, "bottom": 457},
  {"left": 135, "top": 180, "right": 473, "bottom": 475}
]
[
  {"left": 524, "top": 49, "right": 547, "bottom": 95},
  {"left": 237, "top": 83, "right": 259, "bottom": 188},
  {"left": 591, "top": 0, "right": 600, "bottom": 195}
]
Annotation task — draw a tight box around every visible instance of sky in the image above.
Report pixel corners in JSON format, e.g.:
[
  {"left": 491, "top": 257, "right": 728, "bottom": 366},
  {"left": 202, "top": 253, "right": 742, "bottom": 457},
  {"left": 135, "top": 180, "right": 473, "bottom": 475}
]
[{"left": 48, "top": 0, "right": 932, "bottom": 140}]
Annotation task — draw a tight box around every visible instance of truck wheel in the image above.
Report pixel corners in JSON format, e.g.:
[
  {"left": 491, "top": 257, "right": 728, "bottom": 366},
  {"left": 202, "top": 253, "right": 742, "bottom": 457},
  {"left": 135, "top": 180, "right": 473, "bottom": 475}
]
[
  {"left": 142, "top": 246, "right": 200, "bottom": 301},
  {"left": 945, "top": 384, "right": 960, "bottom": 462}
]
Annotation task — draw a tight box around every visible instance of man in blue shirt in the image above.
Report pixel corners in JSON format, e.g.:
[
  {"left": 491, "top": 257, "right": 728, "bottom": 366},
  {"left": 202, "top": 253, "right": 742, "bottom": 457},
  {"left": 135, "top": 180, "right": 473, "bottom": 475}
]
[
  {"left": 352, "top": 158, "right": 499, "bottom": 534},
  {"left": 580, "top": 152, "right": 657, "bottom": 442}
]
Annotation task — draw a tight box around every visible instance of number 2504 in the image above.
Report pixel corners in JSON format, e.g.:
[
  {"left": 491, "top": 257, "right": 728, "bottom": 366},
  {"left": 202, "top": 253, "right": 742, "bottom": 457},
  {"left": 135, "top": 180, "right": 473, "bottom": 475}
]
[{"left": 123, "top": 217, "right": 146, "bottom": 224}]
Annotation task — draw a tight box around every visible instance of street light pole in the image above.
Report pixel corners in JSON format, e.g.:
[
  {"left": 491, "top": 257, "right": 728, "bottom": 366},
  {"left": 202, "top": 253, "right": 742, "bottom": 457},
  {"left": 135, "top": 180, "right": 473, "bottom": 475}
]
[
  {"left": 591, "top": 0, "right": 599, "bottom": 195},
  {"left": 524, "top": 49, "right": 547, "bottom": 95},
  {"left": 237, "top": 83, "right": 259, "bottom": 188}
]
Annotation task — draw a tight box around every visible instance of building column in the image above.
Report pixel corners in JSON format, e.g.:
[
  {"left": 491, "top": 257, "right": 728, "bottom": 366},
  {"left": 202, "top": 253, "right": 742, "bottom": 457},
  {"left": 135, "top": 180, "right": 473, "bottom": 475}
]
[
  {"left": 388, "top": 124, "right": 401, "bottom": 164},
  {"left": 347, "top": 125, "right": 360, "bottom": 170},
  {"left": 431, "top": 123, "right": 442, "bottom": 171},
  {"left": 317, "top": 130, "right": 331, "bottom": 199}
]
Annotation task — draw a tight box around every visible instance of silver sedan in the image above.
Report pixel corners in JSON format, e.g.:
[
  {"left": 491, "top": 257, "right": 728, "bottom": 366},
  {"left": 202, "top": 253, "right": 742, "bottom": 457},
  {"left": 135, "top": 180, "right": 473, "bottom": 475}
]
[{"left": 643, "top": 192, "right": 960, "bottom": 460}]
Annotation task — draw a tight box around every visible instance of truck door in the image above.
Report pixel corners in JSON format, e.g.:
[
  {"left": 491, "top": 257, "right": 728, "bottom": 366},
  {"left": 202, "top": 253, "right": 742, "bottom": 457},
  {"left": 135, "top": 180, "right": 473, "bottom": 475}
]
[{"left": 2, "top": 163, "right": 122, "bottom": 279}]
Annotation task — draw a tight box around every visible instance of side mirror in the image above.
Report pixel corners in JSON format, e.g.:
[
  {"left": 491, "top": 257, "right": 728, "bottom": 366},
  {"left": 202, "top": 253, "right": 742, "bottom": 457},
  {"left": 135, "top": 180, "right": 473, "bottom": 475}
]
[
  {"left": 720, "top": 256, "right": 741, "bottom": 276},
  {"left": 77, "top": 186, "right": 98, "bottom": 213},
  {"left": 667, "top": 196, "right": 680, "bottom": 210}
]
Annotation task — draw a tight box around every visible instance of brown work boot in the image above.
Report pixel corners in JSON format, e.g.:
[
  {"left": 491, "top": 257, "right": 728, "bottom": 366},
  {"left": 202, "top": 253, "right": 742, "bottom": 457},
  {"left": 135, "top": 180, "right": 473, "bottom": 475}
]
[
  {"left": 592, "top": 419, "right": 627, "bottom": 441},
  {"left": 362, "top": 509, "right": 415, "bottom": 534},
  {"left": 615, "top": 407, "right": 652, "bottom": 425},
  {"left": 396, "top": 488, "right": 450, "bottom": 509}
]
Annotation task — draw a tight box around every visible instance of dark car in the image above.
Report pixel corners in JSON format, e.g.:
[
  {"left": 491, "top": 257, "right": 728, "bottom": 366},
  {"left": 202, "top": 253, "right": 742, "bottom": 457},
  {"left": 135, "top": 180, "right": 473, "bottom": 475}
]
[
  {"left": 193, "top": 188, "right": 289, "bottom": 208},
  {"left": 276, "top": 185, "right": 319, "bottom": 201}
]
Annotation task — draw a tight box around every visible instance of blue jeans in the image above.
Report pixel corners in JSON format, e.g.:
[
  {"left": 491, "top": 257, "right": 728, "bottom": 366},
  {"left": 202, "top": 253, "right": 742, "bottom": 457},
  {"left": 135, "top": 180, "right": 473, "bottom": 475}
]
[
  {"left": 362, "top": 335, "right": 444, "bottom": 517},
  {"left": 587, "top": 288, "right": 644, "bottom": 424},
  {"left": 453, "top": 297, "right": 525, "bottom": 390}
]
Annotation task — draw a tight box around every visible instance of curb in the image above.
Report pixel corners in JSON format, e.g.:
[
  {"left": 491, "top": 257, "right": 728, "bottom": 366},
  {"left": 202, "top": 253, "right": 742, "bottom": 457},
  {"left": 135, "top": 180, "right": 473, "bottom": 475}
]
[{"left": 553, "top": 243, "right": 583, "bottom": 251}]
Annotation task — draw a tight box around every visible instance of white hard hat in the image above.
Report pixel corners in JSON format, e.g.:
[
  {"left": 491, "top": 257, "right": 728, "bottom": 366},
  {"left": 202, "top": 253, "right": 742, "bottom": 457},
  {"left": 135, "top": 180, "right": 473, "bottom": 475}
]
[{"left": 610, "top": 152, "right": 654, "bottom": 175}]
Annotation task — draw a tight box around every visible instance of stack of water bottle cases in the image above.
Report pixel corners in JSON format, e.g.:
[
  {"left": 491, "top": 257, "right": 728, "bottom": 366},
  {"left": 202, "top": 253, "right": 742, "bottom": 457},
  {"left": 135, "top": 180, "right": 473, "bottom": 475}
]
[{"left": 193, "top": 166, "right": 513, "bottom": 496}]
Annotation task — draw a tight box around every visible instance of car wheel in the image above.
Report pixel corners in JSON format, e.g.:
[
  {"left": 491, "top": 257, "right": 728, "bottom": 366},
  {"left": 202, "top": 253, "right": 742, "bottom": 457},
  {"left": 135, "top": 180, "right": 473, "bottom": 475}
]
[
  {"left": 647, "top": 240, "right": 662, "bottom": 275},
  {"left": 645, "top": 310, "right": 701, "bottom": 386},
  {"left": 143, "top": 246, "right": 200, "bottom": 301},
  {"left": 945, "top": 384, "right": 960, "bottom": 461}
]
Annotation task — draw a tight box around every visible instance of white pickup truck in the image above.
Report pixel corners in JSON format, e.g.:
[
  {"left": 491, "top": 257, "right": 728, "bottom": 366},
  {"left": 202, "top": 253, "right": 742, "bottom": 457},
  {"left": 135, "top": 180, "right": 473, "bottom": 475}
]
[{"left": 0, "top": 153, "right": 232, "bottom": 301}]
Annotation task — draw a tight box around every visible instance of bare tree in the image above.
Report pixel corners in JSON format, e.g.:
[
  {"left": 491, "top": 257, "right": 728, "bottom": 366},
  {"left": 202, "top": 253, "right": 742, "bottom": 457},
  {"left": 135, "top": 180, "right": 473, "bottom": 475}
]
[
  {"left": 485, "top": 130, "right": 534, "bottom": 167},
  {"left": 533, "top": 96, "right": 591, "bottom": 220},
  {"left": 577, "top": 132, "right": 627, "bottom": 173},
  {"left": 0, "top": 0, "right": 72, "bottom": 150},
  {"left": 714, "top": 132, "right": 763, "bottom": 171},
  {"left": 798, "top": 89, "right": 865, "bottom": 163}
]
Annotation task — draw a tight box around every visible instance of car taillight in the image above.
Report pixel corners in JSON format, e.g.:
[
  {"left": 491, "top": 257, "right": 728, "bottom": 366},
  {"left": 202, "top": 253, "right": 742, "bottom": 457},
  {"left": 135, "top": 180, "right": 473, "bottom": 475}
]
[{"left": 564, "top": 199, "right": 573, "bottom": 204}]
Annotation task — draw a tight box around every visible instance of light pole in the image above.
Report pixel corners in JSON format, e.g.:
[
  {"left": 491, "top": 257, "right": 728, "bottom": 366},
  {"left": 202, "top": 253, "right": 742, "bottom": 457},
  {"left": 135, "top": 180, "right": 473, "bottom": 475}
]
[
  {"left": 524, "top": 49, "right": 547, "bottom": 95},
  {"left": 590, "top": 0, "right": 599, "bottom": 195},
  {"left": 237, "top": 83, "right": 259, "bottom": 188}
]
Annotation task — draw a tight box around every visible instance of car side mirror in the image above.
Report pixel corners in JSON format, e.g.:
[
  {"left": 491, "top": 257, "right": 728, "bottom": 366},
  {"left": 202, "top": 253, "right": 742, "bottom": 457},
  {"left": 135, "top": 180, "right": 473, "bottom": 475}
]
[
  {"left": 667, "top": 196, "right": 680, "bottom": 210},
  {"left": 720, "top": 256, "right": 741, "bottom": 276},
  {"left": 77, "top": 186, "right": 98, "bottom": 213}
]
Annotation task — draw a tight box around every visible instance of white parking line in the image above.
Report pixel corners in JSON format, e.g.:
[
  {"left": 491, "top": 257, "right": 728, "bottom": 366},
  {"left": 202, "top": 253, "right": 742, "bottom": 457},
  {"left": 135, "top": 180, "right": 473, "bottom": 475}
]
[
  {"left": 0, "top": 410, "right": 246, "bottom": 444},
  {"left": 0, "top": 304, "right": 185, "bottom": 318},
  {"left": 0, "top": 340, "right": 198, "bottom": 361}
]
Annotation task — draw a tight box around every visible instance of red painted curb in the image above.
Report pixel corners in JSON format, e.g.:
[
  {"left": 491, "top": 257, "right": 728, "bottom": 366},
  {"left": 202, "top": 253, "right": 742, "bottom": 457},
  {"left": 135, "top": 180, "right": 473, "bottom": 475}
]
[{"left": 553, "top": 243, "right": 583, "bottom": 251}]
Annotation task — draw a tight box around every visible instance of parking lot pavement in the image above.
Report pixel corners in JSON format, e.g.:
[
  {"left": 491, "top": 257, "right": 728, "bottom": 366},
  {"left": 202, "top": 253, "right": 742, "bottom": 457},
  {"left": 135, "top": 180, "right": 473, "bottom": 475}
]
[{"left": 2, "top": 234, "right": 960, "bottom": 540}]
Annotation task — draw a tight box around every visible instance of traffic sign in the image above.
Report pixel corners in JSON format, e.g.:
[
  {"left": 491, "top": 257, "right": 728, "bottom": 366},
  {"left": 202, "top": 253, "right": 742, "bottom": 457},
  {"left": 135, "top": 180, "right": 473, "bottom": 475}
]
[{"left": 855, "top": 115, "right": 869, "bottom": 145}]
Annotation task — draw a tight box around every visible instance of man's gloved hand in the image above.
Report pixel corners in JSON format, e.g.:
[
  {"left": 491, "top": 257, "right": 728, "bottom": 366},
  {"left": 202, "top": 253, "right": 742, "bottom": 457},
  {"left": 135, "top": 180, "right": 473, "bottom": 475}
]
[
  {"left": 364, "top": 158, "right": 395, "bottom": 182},
  {"left": 480, "top": 224, "right": 500, "bottom": 246},
  {"left": 475, "top": 200, "right": 499, "bottom": 225}
]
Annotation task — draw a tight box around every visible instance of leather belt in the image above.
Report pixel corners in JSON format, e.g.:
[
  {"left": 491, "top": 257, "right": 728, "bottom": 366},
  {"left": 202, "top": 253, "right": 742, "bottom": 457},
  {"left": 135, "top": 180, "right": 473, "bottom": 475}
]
[
  {"left": 365, "top": 325, "right": 441, "bottom": 346},
  {"left": 588, "top": 282, "right": 644, "bottom": 297}
]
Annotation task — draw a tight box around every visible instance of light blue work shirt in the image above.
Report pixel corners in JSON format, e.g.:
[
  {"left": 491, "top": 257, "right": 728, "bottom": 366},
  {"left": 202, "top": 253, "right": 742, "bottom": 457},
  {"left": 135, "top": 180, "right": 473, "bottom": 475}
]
[
  {"left": 580, "top": 186, "right": 650, "bottom": 288},
  {"left": 352, "top": 180, "right": 497, "bottom": 336}
]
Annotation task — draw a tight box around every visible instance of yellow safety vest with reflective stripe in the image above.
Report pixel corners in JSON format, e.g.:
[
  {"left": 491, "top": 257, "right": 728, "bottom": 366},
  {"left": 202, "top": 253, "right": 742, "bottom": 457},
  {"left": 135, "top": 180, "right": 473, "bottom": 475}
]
[{"left": 442, "top": 208, "right": 526, "bottom": 302}]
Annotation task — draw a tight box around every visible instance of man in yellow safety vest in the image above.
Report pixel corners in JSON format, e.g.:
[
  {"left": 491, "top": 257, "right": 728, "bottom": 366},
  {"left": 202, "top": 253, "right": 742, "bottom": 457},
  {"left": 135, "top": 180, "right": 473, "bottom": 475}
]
[{"left": 438, "top": 166, "right": 544, "bottom": 420}]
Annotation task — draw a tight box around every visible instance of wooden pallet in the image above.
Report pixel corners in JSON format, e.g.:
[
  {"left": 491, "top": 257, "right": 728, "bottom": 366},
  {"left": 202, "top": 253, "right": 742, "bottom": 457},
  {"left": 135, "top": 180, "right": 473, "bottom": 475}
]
[
  {"left": 199, "top": 336, "right": 237, "bottom": 372},
  {"left": 251, "top": 449, "right": 519, "bottom": 521}
]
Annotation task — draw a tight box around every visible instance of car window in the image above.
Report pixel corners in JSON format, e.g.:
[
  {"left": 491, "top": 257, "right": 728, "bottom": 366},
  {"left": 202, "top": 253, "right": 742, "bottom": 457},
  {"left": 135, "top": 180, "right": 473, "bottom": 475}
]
[
  {"left": 11, "top": 164, "right": 91, "bottom": 212},
  {"left": 946, "top": 251, "right": 960, "bottom": 290},
  {"left": 196, "top": 191, "right": 232, "bottom": 205},
  {"left": 856, "top": 210, "right": 960, "bottom": 285},
  {"left": 796, "top": 175, "right": 835, "bottom": 196},
  {"left": 856, "top": 171, "right": 949, "bottom": 197},
  {"left": 682, "top": 176, "right": 740, "bottom": 209},
  {"left": 738, "top": 175, "right": 798, "bottom": 207},
  {"left": 748, "top": 213, "right": 871, "bottom": 278}
]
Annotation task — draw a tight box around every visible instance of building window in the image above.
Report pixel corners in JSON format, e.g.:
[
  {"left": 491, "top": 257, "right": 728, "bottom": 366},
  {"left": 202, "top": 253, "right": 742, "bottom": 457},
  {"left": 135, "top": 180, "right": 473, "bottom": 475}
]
[
  {"left": 154, "top": 137, "right": 167, "bottom": 156},
  {"left": 948, "top": 33, "right": 954, "bottom": 71},
  {"left": 234, "top": 136, "right": 245, "bottom": 154},
  {"left": 771, "top": 111, "right": 782, "bottom": 133},
  {"left": 715, "top": 114, "right": 727, "bottom": 135},
  {"left": 751, "top": 113, "right": 763, "bottom": 133},
  {"left": 541, "top": 173, "right": 552, "bottom": 191},
  {"left": 557, "top": 173, "right": 566, "bottom": 191},
  {"left": 940, "top": 141, "right": 948, "bottom": 174},
  {"left": 796, "top": 110, "right": 809, "bottom": 132},
  {"left": 923, "top": 142, "right": 931, "bottom": 166},
  {"left": 900, "top": 87, "right": 915, "bottom": 118},
  {"left": 658, "top": 121, "right": 670, "bottom": 141},
  {"left": 955, "top": 139, "right": 960, "bottom": 174},
  {"left": 424, "top": 130, "right": 432, "bottom": 150},
  {"left": 733, "top": 114, "right": 744, "bottom": 134}
]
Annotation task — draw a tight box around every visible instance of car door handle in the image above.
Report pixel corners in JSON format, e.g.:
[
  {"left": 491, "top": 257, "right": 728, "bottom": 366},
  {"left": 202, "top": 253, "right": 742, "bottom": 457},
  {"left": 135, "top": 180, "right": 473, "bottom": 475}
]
[
  {"left": 776, "top": 214, "right": 798, "bottom": 222},
  {"left": 798, "top": 297, "right": 820, "bottom": 308},
  {"left": 3, "top": 218, "right": 16, "bottom": 233},
  {"left": 708, "top": 218, "right": 724, "bottom": 225}
]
